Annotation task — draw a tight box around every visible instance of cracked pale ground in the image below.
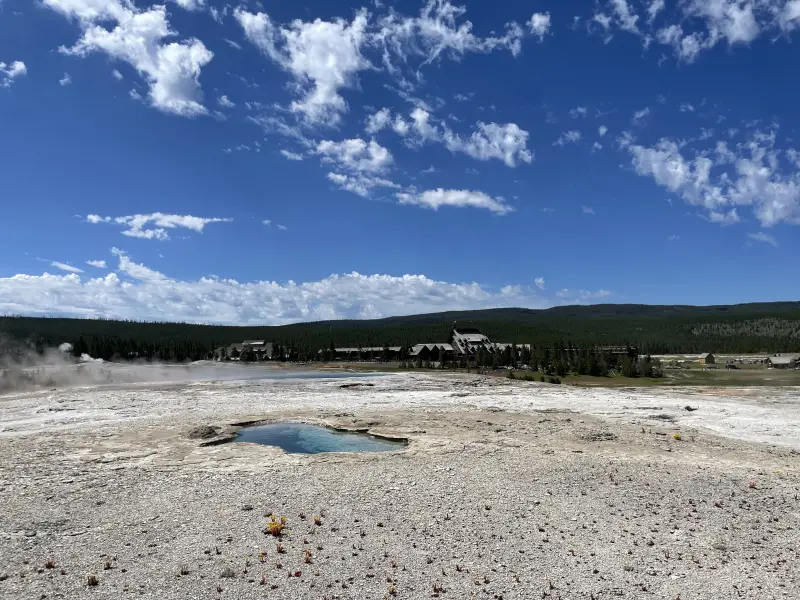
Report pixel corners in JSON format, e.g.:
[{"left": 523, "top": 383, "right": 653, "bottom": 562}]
[{"left": 1, "top": 368, "right": 798, "bottom": 599}]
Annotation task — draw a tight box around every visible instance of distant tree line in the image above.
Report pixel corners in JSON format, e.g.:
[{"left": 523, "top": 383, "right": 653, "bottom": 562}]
[{"left": 1, "top": 302, "right": 799, "bottom": 365}]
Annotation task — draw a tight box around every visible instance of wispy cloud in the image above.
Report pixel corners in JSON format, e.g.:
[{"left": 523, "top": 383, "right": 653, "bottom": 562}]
[
  {"left": 50, "top": 261, "right": 83, "bottom": 274},
  {"left": 534, "top": 277, "right": 545, "bottom": 290},
  {"left": 86, "top": 260, "right": 107, "bottom": 268},
  {"left": 582, "top": 205, "right": 596, "bottom": 215},
  {"left": 59, "top": 72, "right": 72, "bottom": 86},
  {"left": 747, "top": 232, "right": 778, "bottom": 248},
  {"left": 86, "top": 213, "right": 232, "bottom": 240}
]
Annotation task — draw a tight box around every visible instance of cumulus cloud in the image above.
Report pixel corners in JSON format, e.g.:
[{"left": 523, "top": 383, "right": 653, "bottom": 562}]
[
  {"left": 365, "top": 107, "right": 392, "bottom": 134},
  {"left": 534, "top": 277, "right": 546, "bottom": 290},
  {"left": 51, "top": 261, "right": 84, "bottom": 274},
  {"left": 169, "top": 0, "right": 204, "bottom": 11},
  {"left": 45, "top": 0, "right": 213, "bottom": 117},
  {"left": 529, "top": 12, "right": 552, "bottom": 40},
  {"left": 112, "top": 69, "right": 123, "bottom": 80},
  {"left": 235, "top": 8, "right": 370, "bottom": 125},
  {"left": 0, "top": 253, "right": 566, "bottom": 324},
  {"left": 86, "top": 212, "right": 232, "bottom": 240},
  {"left": 59, "top": 72, "right": 72, "bottom": 86},
  {"left": 0, "top": 60, "right": 27, "bottom": 88},
  {"left": 317, "top": 138, "right": 393, "bottom": 173},
  {"left": 236, "top": 1, "right": 542, "bottom": 125},
  {"left": 280, "top": 149, "right": 304, "bottom": 161},
  {"left": 748, "top": 231, "right": 778, "bottom": 247},
  {"left": 396, "top": 188, "right": 513, "bottom": 214},
  {"left": 443, "top": 121, "right": 534, "bottom": 167},
  {"left": 86, "top": 260, "right": 107, "bottom": 268},
  {"left": 386, "top": 108, "right": 533, "bottom": 167},
  {"left": 554, "top": 130, "right": 581, "bottom": 146},
  {"left": 217, "top": 94, "right": 235, "bottom": 108},
  {"left": 588, "top": 0, "right": 799, "bottom": 63},
  {"left": 627, "top": 131, "right": 800, "bottom": 227},
  {"left": 598, "top": 125, "right": 608, "bottom": 137}
]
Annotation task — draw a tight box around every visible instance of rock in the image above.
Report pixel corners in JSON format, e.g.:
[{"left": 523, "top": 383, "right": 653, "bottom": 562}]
[
  {"left": 220, "top": 567, "right": 236, "bottom": 578},
  {"left": 583, "top": 432, "right": 618, "bottom": 442},
  {"left": 187, "top": 425, "right": 220, "bottom": 440},
  {"left": 241, "top": 504, "right": 254, "bottom": 512}
]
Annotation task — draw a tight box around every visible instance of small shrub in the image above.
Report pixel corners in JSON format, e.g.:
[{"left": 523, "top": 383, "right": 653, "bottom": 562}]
[
  {"left": 304, "top": 549, "right": 313, "bottom": 564},
  {"left": 748, "top": 479, "right": 757, "bottom": 489},
  {"left": 313, "top": 515, "right": 322, "bottom": 526},
  {"left": 44, "top": 560, "right": 56, "bottom": 570},
  {"left": 276, "top": 543, "right": 285, "bottom": 554},
  {"left": 506, "top": 370, "right": 516, "bottom": 380},
  {"left": 86, "top": 574, "right": 99, "bottom": 587},
  {"left": 266, "top": 515, "right": 287, "bottom": 537},
  {"left": 179, "top": 565, "right": 190, "bottom": 576},
  {"left": 672, "top": 433, "right": 682, "bottom": 441}
]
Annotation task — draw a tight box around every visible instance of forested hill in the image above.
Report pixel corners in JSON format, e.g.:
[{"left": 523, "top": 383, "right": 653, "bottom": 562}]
[{"left": 2, "top": 302, "right": 800, "bottom": 361}]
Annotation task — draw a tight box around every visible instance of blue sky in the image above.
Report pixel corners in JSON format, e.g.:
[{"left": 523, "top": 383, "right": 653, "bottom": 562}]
[{"left": 1, "top": 0, "right": 799, "bottom": 324}]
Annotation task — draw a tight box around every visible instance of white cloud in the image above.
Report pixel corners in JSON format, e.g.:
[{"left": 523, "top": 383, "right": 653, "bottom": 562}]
[
  {"left": 632, "top": 107, "right": 650, "bottom": 122},
  {"left": 627, "top": 132, "right": 800, "bottom": 227},
  {"left": 263, "top": 220, "right": 272, "bottom": 226},
  {"left": 374, "top": 0, "right": 531, "bottom": 73},
  {"left": 747, "top": 231, "right": 778, "bottom": 247},
  {"left": 0, "top": 256, "right": 568, "bottom": 324},
  {"left": 276, "top": 224, "right": 288, "bottom": 231},
  {"left": 582, "top": 205, "right": 596, "bottom": 215},
  {"left": 327, "top": 172, "right": 400, "bottom": 197},
  {"left": 317, "top": 138, "right": 393, "bottom": 174},
  {"left": 667, "top": 234, "right": 680, "bottom": 241},
  {"left": 280, "top": 149, "right": 304, "bottom": 161},
  {"left": 610, "top": 0, "right": 640, "bottom": 33},
  {"left": 554, "top": 130, "right": 581, "bottom": 146},
  {"left": 389, "top": 109, "right": 533, "bottom": 167},
  {"left": 679, "top": 102, "right": 695, "bottom": 112},
  {"left": 224, "top": 38, "right": 242, "bottom": 50},
  {"left": 112, "top": 248, "right": 166, "bottom": 281},
  {"left": 647, "top": 0, "right": 665, "bottom": 23},
  {"left": 396, "top": 188, "right": 513, "bottom": 215},
  {"left": 236, "top": 1, "right": 541, "bottom": 125},
  {"left": 444, "top": 121, "right": 534, "bottom": 167},
  {"left": 87, "top": 212, "right": 232, "bottom": 240},
  {"left": 235, "top": 8, "right": 370, "bottom": 125},
  {"left": 59, "top": 72, "right": 72, "bottom": 86},
  {"left": 0, "top": 60, "right": 27, "bottom": 88},
  {"left": 111, "top": 69, "right": 123, "bottom": 80},
  {"left": 51, "top": 261, "right": 83, "bottom": 274},
  {"left": 529, "top": 12, "right": 552, "bottom": 40},
  {"left": 169, "top": 0, "right": 204, "bottom": 11},
  {"left": 365, "top": 107, "right": 392, "bottom": 134},
  {"left": 454, "top": 92, "right": 474, "bottom": 102},
  {"left": 598, "top": 125, "right": 608, "bottom": 137},
  {"left": 570, "top": 106, "right": 588, "bottom": 118},
  {"left": 217, "top": 94, "right": 235, "bottom": 108},
  {"left": 534, "top": 277, "right": 546, "bottom": 290},
  {"left": 86, "top": 260, "right": 107, "bottom": 268},
  {"left": 46, "top": 0, "right": 213, "bottom": 117},
  {"left": 592, "top": 0, "right": 796, "bottom": 62}
]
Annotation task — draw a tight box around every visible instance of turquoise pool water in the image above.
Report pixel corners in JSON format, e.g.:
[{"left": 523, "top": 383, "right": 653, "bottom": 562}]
[{"left": 235, "top": 422, "right": 407, "bottom": 454}]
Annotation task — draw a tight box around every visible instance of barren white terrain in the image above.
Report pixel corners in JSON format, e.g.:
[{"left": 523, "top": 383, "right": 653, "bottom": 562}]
[{"left": 1, "top": 368, "right": 798, "bottom": 599}]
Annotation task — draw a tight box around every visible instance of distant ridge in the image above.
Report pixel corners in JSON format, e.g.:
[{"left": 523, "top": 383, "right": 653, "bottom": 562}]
[{"left": 2, "top": 301, "right": 800, "bottom": 358}]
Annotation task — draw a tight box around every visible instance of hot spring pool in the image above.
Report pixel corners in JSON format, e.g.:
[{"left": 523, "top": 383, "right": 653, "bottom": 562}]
[{"left": 234, "top": 422, "right": 407, "bottom": 454}]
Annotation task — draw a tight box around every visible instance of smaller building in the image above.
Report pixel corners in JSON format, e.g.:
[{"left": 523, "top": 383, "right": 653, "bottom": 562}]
[
  {"left": 699, "top": 352, "right": 715, "bottom": 365},
  {"left": 409, "top": 343, "right": 453, "bottom": 362},
  {"left": 767, "top": 354, "right": 800, "bottom": 369}
]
